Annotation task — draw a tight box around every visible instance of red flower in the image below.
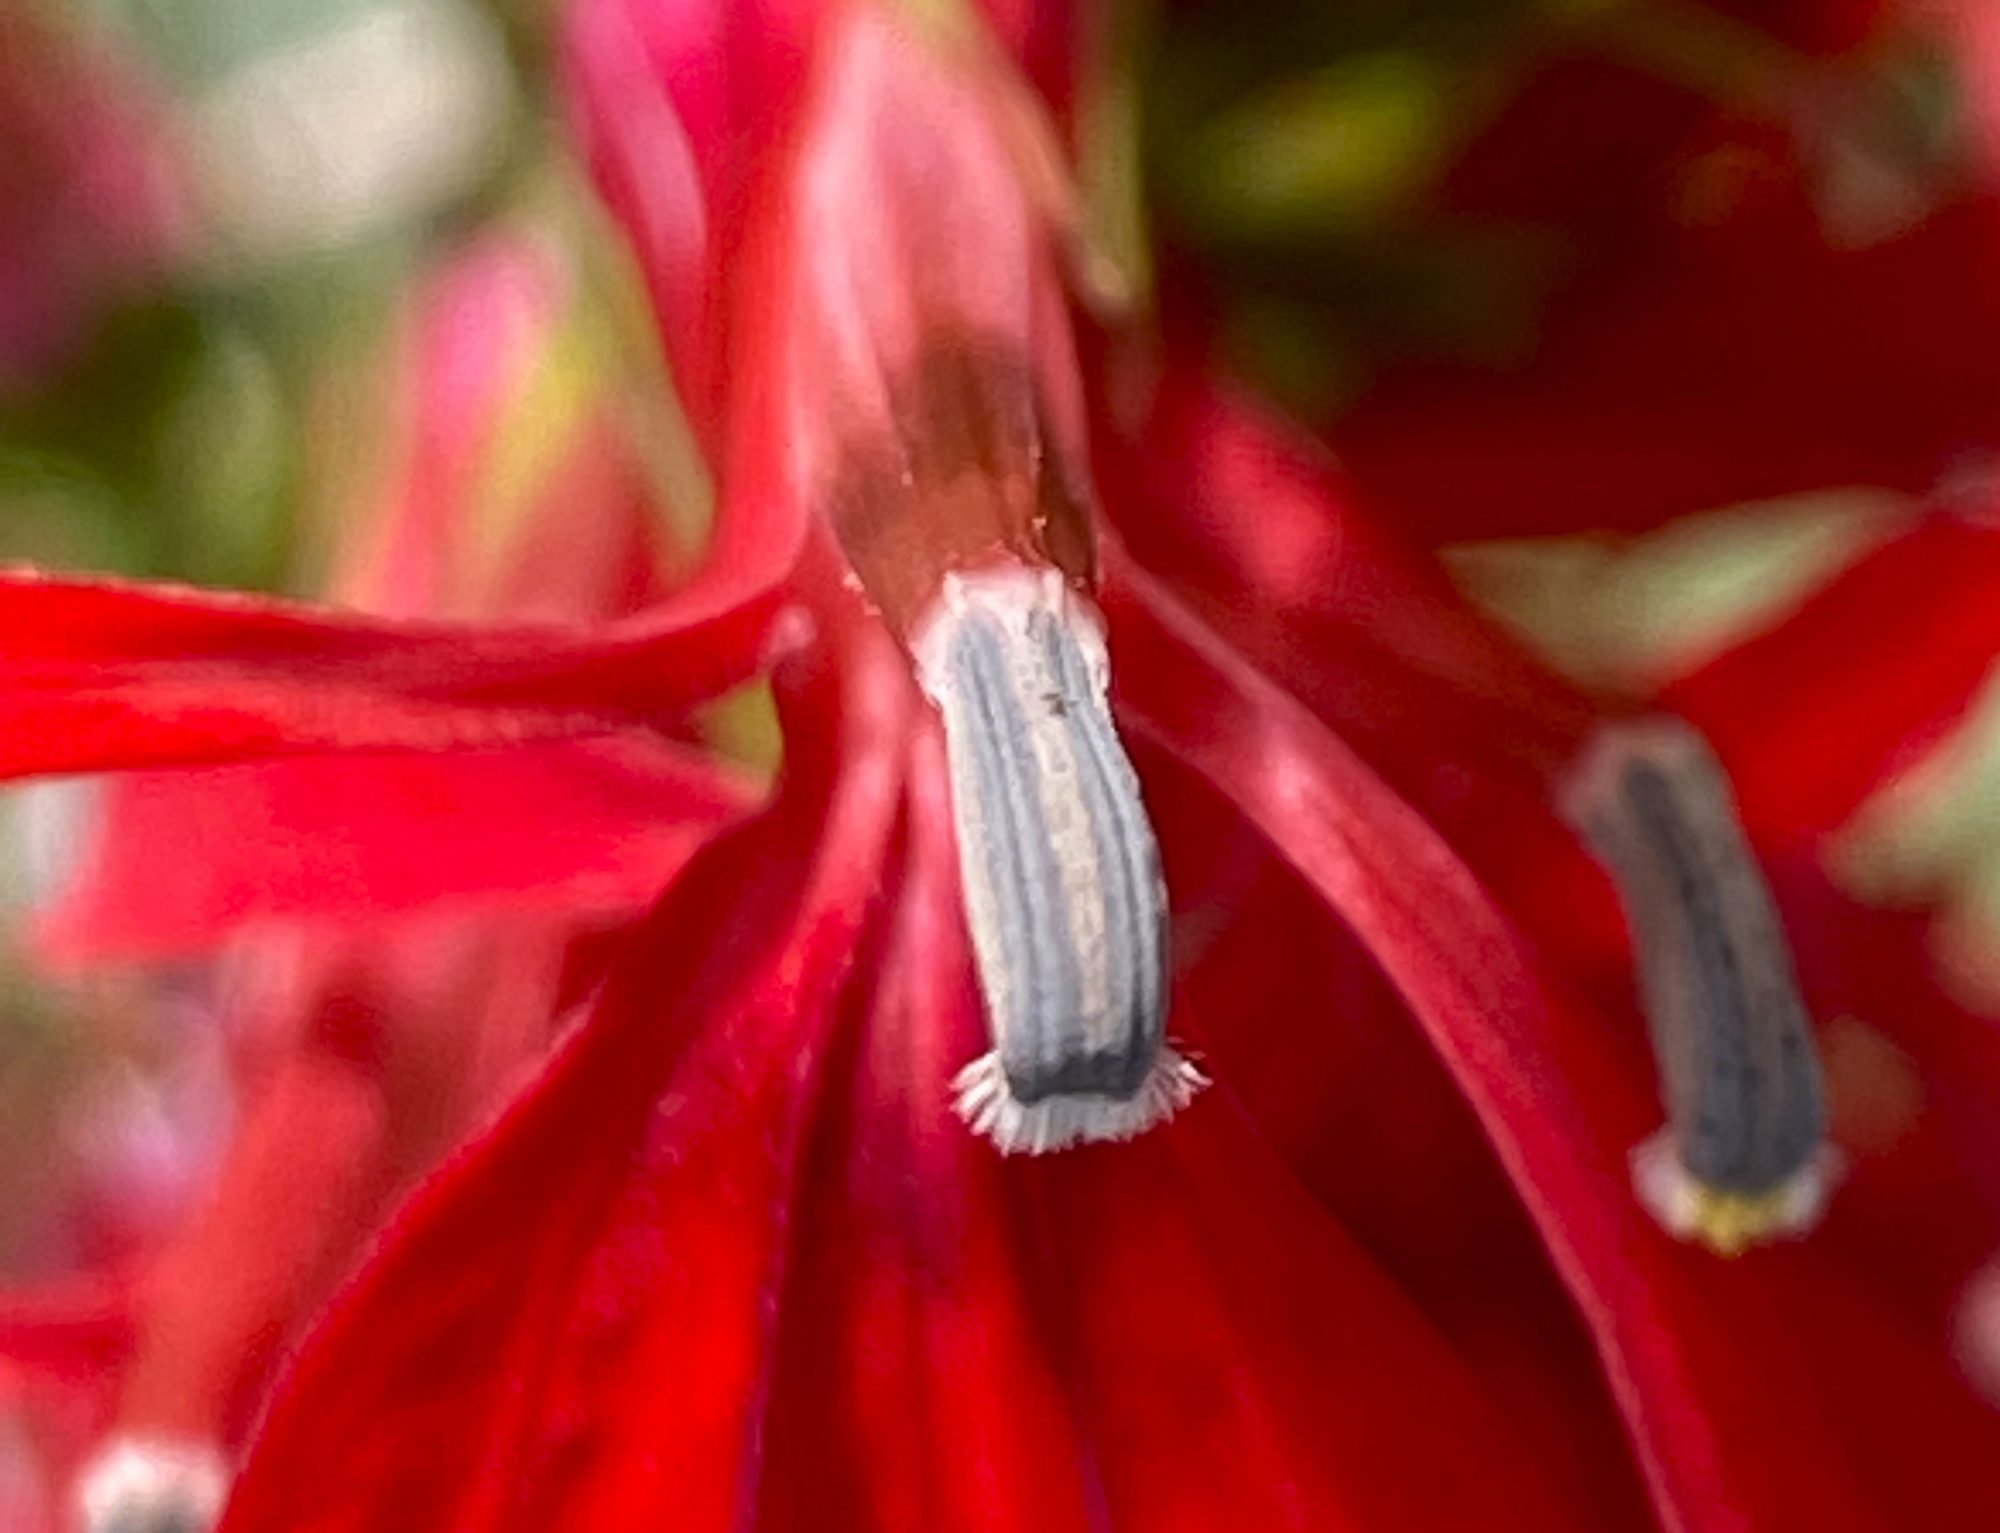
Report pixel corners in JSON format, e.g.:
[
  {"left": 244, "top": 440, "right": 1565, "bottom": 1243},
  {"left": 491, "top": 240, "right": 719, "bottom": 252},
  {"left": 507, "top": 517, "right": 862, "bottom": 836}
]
[
  {"left": 219, "top": 4, "right": 2000, "bottom": 1527},
  {"left": 1097, "top": 356, "right": 2000, "bottom": 1523},
  {"left": 1, "top": 3, "right": 1998, "bottom": 1532}
]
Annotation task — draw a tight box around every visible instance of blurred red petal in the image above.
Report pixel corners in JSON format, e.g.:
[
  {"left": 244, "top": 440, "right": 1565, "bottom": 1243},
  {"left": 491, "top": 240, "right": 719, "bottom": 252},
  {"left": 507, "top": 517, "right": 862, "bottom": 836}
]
[
  {"left": 562, "top": 0, "right": 823, "bottom": 452},
  {"left": 1334, "top": 186, "right": 2000, "bottom": 542},
  {"left": 974, "top": 0, "right": 1083, "bottom": 124},
  {"left": 114, "top": 1056, "right": 388, "bottom": 1447},
  {"left": 1938, "top": 0, "right": 2000, "bottom": 170},
  {"left": 0, "top": 1275, "right": 136, "bottom": 1390},
  {"left": 35, "top": 739, "right": 754, "bottom": 963},
  {"left": 0, "top": 567, "right": 786, "bottom": 778},
  {"left": 0, "top": 10, "right": 187, "bottom": 389},
  {"left": 338, "top": 233, "right": 571, "bottom": 620},
  {"left": 1665, "top": 513, "right": 2000, "bottom": 840}
]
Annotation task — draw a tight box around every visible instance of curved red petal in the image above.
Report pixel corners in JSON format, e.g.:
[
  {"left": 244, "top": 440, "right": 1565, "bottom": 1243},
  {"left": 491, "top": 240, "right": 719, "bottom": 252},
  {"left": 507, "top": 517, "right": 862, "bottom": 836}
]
[
  {"left": 1097, "top": 370, "right": 1621, "bottom": 965},
  {"left": 0, "top": 567, "right": 786, "bottom": 778},
  {"left": 1097, "top": 366, "right": 1595, "bottom": 756},
  {"left": 35, "top": 739, "right": 754, "bottom": 963},
  {"left": 1141, "top": 753, "right": 1661, "bottom": 1528},
  {"left": 560, "top": 0, "right": 823, "bottom": 453}
]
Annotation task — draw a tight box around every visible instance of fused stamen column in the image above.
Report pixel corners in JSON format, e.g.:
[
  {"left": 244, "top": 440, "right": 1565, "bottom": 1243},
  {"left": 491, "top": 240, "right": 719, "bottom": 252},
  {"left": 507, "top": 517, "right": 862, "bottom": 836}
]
[
  {"left": 1563, "top": 717, "right": 1834, "bottom": 1255},
  {"left": 913, "top": 564, "right": 1201, "bottom": 1153}
]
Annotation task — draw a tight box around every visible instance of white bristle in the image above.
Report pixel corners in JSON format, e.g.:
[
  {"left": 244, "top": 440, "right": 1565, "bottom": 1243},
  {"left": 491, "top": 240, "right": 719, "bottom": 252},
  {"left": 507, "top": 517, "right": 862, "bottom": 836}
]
[{"left": 952, "top": 1045, "right": 1206, "bottom": 1155}]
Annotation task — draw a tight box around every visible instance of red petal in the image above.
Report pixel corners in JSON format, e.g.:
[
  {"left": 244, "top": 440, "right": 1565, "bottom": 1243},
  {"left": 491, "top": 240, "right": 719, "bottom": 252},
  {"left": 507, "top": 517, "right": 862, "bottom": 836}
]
[
  {"left": 0, "top": 1273, "right": 136, "bottom": 1389},
  {"left": 1944, "top": 0, "right": 2000, "bottom": 170},
  {"left": 1664, "top": 515, "right": 2000, "bottom": 840},
  {"left": 488, "top": 411, "right": 684, "bottom": 622},
  {"left": 1098, "top": 369, "right": 1620, "bottom": 963},
  {"left": 105, "top": 911, "right": 636, "bottom": 1457},
  {"left": 114, "top": 1055, "right": 389, "bottom": 1447},
  {"left": 35, "top": 739, "right": 753, "bottom": 963},
  {"left": 218, "top": 626, "right": 912, "bottom": 1531},
  {"left": 0, "top": 567, "right": 785, "bottom": 778},
  {"left": 561, "top": 0, "right": 823, "bottom": 453},
  {"left": 338, "top": 232, "right": 571, "bottom": 621},
  {"left": 1141, "top": 754, "right": 1661, "bottom": 1527},
  {"left": 1097, "top": 366, "right": 1594, "bottom": 752},
  {"left": 752, "top": 727, "right": 1101, "bottom": 1533},
  {"left": 753, "top": 728, "right": 1645, "bottom": 1530},
  {"left": 974, "top": 0, "right": 1083, "bottom": 124},
  {"left": 1772, "top": 866, "right": 2000, "bottom": 1289},
  {"left": 1011, "top": 1096, "right": 1640, "bottom": 1531},
  {"left": 0, "top": 9, "right": 186, "bottom": 390}
]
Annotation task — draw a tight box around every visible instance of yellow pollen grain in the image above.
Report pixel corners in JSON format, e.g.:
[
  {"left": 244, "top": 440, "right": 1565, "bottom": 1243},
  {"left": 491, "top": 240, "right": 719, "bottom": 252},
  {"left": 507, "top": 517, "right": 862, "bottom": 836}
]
[{"left": 1681, "top": 1183, "right": 1809, "bottom": 1258}]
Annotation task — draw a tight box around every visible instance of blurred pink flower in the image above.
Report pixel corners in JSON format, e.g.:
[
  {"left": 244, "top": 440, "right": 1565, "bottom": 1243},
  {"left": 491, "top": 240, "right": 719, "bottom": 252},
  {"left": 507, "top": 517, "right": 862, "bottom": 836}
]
[{"left": 0, "top": 11, "right": 187, "bottom": 392}]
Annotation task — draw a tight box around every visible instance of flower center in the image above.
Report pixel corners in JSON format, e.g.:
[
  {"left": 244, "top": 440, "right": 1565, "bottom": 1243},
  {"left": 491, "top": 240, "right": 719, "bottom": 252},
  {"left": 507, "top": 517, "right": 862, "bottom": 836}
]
[{"left": 912, "top": 563, "right": 1202, "bottom": 1153}]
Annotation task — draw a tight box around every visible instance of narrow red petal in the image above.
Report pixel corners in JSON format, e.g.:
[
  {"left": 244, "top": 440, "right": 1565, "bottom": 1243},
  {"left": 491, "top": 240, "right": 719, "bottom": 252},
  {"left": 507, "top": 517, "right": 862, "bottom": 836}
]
[
  {"left": 0, "top": 1274, "right": 136, "bottom": 1389},
  {"left": 0, "top": 567, "right": 786, "bottom": 778},
  {"left": 35, "top": 739, "right": 754, "bottom": 963},
  {"left": 114, "top": 1055, "right": 389, "bottom": 1447},
  {"left": 560, "top": 0, "right": 823, "bottom": 452}
]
